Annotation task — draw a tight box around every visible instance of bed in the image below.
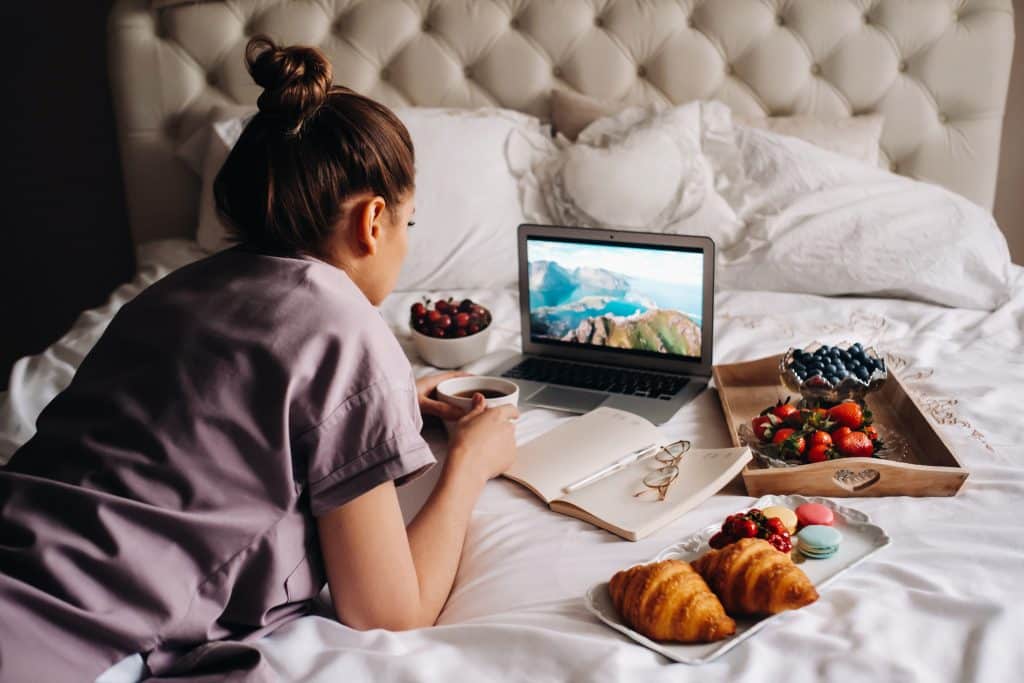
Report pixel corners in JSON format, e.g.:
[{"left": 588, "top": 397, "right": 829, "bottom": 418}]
[{"left": 4, "top": 0, "right": 1024, "bottom": 680}]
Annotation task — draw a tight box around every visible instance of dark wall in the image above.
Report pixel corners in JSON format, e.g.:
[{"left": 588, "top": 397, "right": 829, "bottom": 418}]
[{"left": 0, "top": 3, "right": 135, "bottom": 390}]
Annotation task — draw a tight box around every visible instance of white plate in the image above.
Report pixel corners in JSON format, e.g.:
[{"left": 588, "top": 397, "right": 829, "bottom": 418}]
[{"left": 584, "top": 494, "right": 891, "bottom": 664}]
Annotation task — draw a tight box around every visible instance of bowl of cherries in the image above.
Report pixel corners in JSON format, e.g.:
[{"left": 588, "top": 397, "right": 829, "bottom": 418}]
[{"left": 410, "top": 297, "right": 493, "bottom": 369}]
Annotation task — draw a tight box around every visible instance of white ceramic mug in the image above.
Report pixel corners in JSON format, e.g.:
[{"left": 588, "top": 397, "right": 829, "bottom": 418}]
[{"left": 435, "top": 376, "right": 520, "bottom": 434}]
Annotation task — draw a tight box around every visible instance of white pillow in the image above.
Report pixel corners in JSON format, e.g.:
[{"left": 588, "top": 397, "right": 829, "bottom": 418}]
[
  {"left": 519, "top": 101, "right": 745, "bottom": 250},
  {"left": 733, "top": 113, "right": 884, "bottom": 167},
  {"left": 189, "top": 106, "right": 555, "bottom": 291},
  {"left": 714, "top": 126, "right": 1013, "bottom": 310}
]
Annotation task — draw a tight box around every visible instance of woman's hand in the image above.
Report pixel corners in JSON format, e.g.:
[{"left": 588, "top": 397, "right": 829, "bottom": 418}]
[
  {"left": 445, "top": 393, "right": 519, "bottom": 487},
  {"left": 415, "top": 371, "right": 470, "bottom": 421}
]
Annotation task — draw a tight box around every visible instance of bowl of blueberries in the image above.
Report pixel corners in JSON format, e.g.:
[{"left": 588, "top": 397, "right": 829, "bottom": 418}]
[{"left": 780, "top": 341, "right": 887, "bottom": 404}]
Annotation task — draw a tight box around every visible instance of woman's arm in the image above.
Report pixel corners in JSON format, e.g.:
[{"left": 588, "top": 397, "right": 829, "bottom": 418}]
[{"left": 317, "top": 395, "right": 517, "bottom": 630}]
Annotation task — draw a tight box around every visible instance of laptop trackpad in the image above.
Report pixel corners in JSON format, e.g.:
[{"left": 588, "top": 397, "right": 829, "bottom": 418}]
[{"left": 527, "top": 386, "right": 607, "bottom": 413}]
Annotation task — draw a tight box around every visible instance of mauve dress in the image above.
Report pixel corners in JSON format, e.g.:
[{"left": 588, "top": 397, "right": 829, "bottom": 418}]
[{"left": 0, "top": 246, "right": 435, "bottom": 682}]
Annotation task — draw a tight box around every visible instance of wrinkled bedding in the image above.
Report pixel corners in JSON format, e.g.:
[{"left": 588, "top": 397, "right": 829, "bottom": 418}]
[{"left": 4, "top": 240, "right": 1024, "bottom": 682}]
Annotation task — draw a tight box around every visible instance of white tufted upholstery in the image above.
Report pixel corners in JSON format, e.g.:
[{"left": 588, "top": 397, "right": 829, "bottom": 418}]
[{"left": 108, "top": 0, "right": 1014, "bottom": 245}]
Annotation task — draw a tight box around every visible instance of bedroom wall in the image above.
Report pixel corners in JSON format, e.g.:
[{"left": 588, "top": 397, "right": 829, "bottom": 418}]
[
  {"left": 0, "top": 2, "right": 135, "bottom": 391},
  {"left": 994, "top": 0, "right": 1024, "bottom": 267}
]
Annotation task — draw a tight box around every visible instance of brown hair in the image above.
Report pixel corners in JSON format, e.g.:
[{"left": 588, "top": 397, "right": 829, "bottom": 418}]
[{"left": 213, "top": 36, "right": 415, "bottom": 256}]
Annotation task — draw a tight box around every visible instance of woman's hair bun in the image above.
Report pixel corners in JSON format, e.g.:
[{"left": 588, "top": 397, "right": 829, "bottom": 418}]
[{"left": 246, "top": 35, "right": 333, "bottom": 133}]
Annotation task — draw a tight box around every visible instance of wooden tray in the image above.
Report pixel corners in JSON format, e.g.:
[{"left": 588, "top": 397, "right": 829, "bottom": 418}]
[{"left": 713, "top": 354, "right": 967, "bottom": 497}]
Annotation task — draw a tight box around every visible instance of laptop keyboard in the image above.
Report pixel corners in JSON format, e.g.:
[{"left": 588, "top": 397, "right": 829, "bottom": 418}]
[{"left": 501, "top": 357, "right": 689, "bottom": 400}]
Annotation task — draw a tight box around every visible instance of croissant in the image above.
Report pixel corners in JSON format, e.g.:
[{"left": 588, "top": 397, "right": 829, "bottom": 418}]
[
  {"left": 608, "top": 559, "right": 736, "bottom": 643},
  {"left": 692, "top": 538, "right": 819, "bottom": 616}
]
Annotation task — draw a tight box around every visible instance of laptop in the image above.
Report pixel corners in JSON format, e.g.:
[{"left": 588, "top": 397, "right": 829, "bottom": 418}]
[{"left": 490, "top": 224, "right": 715, "bottom": 425}]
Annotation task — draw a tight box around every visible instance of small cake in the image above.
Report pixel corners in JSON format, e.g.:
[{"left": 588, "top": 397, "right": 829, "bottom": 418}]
[
  {"left": 795, "top": 503, "right": 834, "bottom": 529},
  {"left": 761, "top": 505, "right": 798, "bottom": 534},
  {"left": 797, "top": 525, "right": 843, "bottom": 559}
]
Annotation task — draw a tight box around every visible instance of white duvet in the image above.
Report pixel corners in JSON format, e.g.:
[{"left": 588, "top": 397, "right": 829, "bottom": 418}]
[{"left": 4, "top": 240, "right": 1024, "bottom": 682}]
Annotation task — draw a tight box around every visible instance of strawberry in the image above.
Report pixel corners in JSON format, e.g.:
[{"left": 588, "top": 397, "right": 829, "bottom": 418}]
[
  {"left": 864, "top": 425, "right": 879, "bottom": 441},
  {"left": 751, "top": 415, "right": 776, "bottom": 441},
  {"left": 831, "top": 426, "right": 853, "bottom": 441},
  {"left": 772, "top": 428, "right": 806, "bottom": 457},
  {"left": 836, "top": 430, "right": 874, "bottom": 458},
  {"left": 806, "top": 444, "right": 830, "bottom": 463},
  {"left": 810, "top": 430, "right": 832, "bottom": 447},
  {"left": 828, "top": 401, "right": 864, "bottom": 429},
  {"left": 772, "top": 401, "right": 801, "bottom": 426}
]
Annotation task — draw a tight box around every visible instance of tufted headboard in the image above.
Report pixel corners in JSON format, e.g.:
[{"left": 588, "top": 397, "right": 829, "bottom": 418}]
[{"left": 109, "top": 0, "right": 1015, "bottom": 246}]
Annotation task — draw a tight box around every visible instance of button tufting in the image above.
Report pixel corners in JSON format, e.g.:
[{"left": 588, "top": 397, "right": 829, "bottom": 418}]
[
  {"left": 553, "top": 66, "right": 563, "bottom": 78},
  {"left": 380, "top": 68, "right": 391, "bottom": 81},
  {"left": 725, "top": 64, "right": 735, "bottom": 76},
  {"left": 890, "top": 161, "right": 899, "bottom": 173},
  {"left": 863, "top": 13, "right": 871, "bottom": 25},
  {"left": 898, "top": 60, "right": 908, "bottom": 73},
  {"left": 637, "top": 65, "right": 647, "bottom": 78},
  {"left": 594, "top": 16, "right": 604, "bottom": 28},
  {"left": 509, "top": 17, "right": 520, "bottom": 29},
  {"left": 939, "top": 112, "right": 949, "bottom": 124},
  {"left": 464, "top": 65, "right": 473, "bottom": 78},
  {"left": 421, "top": 21, "right": 431, "bottom": 32},
  {"left": 811, "top": 63, "right": 821, "bottom": 76},
  {"left": 687, "top": 17, "right": 696, "bottom": 29},
  {"left": 775, "top": 15, "right": 785, "bottom": 26}
]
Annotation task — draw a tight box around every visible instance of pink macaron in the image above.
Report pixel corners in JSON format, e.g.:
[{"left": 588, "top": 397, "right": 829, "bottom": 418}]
[{"left": 795, "top": 503, "right": 834, "bottom": 528}]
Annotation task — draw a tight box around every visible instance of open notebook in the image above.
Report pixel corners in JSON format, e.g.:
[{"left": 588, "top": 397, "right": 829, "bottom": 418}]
[{"left": 505, "top": 407, "right": 751, "bottom": 541}]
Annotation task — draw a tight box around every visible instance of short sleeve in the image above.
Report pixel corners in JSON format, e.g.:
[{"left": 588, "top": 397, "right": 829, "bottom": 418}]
[{"left": 297, "top": 378, "right": 435, "bottom": 517}]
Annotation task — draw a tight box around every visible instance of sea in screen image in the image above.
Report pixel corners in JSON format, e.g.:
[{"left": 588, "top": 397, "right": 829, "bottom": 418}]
[{"left": 527, "top": 239, "right": 703, "bottom": 358}]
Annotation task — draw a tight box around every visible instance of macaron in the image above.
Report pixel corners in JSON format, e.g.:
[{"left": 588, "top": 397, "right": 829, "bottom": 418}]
[
  {"left": 762, "top": 505, "right": 798, "bottom": 534},
  {"left": 797, "top": 525, "right": 843, "bottom": 559},
  {"left": 795, "top": 503, "right": 834, "bottom": 529}
]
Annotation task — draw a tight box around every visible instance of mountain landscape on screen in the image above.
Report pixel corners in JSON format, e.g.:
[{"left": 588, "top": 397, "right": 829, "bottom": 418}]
[{"left": 528, "top": 259, "right": 702, "bottom": 357}]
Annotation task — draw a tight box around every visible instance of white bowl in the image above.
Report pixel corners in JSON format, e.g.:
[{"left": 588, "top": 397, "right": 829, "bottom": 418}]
[{"left": 411, "top": 326, "right": 491, "bottom": 369}]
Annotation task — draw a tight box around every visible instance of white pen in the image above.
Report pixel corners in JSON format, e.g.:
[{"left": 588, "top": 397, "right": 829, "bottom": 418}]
[{"left": 562, "top": 443, "right": 659, "bottom": 494}]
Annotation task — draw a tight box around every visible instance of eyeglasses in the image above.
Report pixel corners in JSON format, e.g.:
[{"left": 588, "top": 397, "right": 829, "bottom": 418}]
[{"left": 632, "top": 440, "right": 691, "bottom": 501}]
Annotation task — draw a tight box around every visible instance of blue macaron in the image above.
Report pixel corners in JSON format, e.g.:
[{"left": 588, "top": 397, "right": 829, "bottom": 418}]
[{"left": 797, "top": 525, "right": 842, "bottom": 559}]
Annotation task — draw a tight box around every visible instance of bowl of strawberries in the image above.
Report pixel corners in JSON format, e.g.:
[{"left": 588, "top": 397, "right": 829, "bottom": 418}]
[
  {"left": 410, "top": 297, "right": 493, "bottom": 369},
  {"left": 741, "top": 397, "right": 887, "bottom": 467}
]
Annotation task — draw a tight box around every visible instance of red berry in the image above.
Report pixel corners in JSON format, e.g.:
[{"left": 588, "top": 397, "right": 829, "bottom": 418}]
[
  {"left": 454, "top": 312, "right": 470, "bottom": 328},
  {"left": 751, "top": 415, "right": 775, "bottom": 441},
  {"left": 772, "top": 428, "right": 806, "bottom": 456},
  {"left": 741, "top": 519, "right": 758, "bottom": 538},
  {"left": 435, "top": 300, "right": 449, "bottom": 313},
  {"left": 864, "top": 425, "right": 879, "bottom": 441},
  {"left": 459, "top": 298, "right": 474, "bottom": 313},
  {"left": 772, "top": 402, "right": 801, "bottom": 426},
  {"left": 836, "top": 430, "right": 874, "bottom": 458},
  {"left": 828, "top": 401, "right": 864, "bottom": 429},
  {"left": 766, "top": 518, "right": 787, "bottom": 535},
  {"left": 709, "top": 532, "right": 728, "bottom": 549},
  {"left": 411, "top": 302, "right": 427, "bottom": 318},
  {"left": 832, "top": 426, "right": 853, "bottom": 441},
  {"left": 467, "top": 324, "right": 480, "bottom": 335},
  {"left": 806, "top": 444, "right": 830, "bottom": 463},
  {"left": 810, "top": 430, "right": 832, "bottom": 447},
  {"left": 427, "top": 310, "right": 442, "bottom": 323},
  {"left": 437, "top": 315, "right": 452, "bottom": 329},
  {"left": 454, "top": 328, "right": 467, "bottom": 337}
]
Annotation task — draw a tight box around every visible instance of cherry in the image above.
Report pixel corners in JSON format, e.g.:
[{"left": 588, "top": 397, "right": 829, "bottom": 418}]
[
  {"left": 741, "top": 519, "right": 758, "bottom": 538},
  {"left": 427, "top": 310, "right": 442, "bottom": 323},
  {"left": 709, "top": 532, "right": 728, "bottom": 549},
  {"left": 467, "top": 324, "right": 480, "bottom": 335},
  {"left": 438, "top": 315, "right": 452, "bottom": 329},
  {"left": 454, "top": 312, "right": 470, "bottom": 328},
  {"left": 411, "top": 302, "right": 427, "bottom": 318},
  {"left": 459, "top": 298, "right": 474, "bottom": 312}
]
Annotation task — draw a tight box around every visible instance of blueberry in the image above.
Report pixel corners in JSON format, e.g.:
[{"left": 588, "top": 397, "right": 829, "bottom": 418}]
[
  {"left": 877, "top": 359, "right": 886, "bottom": 371},
  {"left": 848, "top": 359, "right": 861, "bottom": 369},
  {"left": 850, "top": 342, "right": 863, "bottom": 352},
  {"left": 807, "top": 368, "right": 822, "bottom": 377},
  {"left": 826, "top": 375, "right": 839, "bottom": 385},
  {"left": 824, "top": 363, "right": 837, "bottom": 374},
  {"left": 793, "top": 362, "right": 806, "bottom": 374},
  {"left": 835, "top": 366, "right": 848, "bottom": 378},
  {"left": 838, "top": 350, "right": 850, "bottom": 362},
  {"left": 855, "top": 366, "right": 870, "bottom": 380}
]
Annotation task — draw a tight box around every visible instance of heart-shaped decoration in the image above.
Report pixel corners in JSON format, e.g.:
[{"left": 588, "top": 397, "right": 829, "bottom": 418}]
[
  {"left": 561, "top": 126, "right": 703, "bottom": 228},
  {"left": 833, "top": 468, "right": 881, "bottom": 492}
]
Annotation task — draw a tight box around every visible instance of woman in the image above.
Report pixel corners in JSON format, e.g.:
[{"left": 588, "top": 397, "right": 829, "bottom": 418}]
[{"left": 0, "top": 37, "right": 517, "bottom": 682}]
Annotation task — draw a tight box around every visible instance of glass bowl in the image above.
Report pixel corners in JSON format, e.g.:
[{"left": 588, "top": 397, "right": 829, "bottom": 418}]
[{"left": 780, "top": 341, "right": 887, "bottom": 405}]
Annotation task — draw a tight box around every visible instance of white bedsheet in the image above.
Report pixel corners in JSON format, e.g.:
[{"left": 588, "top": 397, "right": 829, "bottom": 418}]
[{"left": 4, "top": 240, "right": 1024, "bottom": 682}]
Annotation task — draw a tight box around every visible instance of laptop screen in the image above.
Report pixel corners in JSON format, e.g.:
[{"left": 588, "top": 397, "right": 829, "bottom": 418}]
[{"left": 526, "top": 236, "right": 704, "bottom": 360}]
